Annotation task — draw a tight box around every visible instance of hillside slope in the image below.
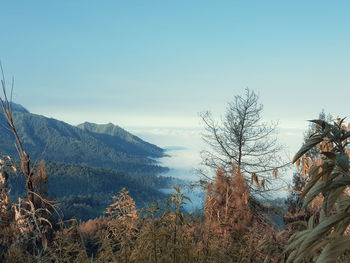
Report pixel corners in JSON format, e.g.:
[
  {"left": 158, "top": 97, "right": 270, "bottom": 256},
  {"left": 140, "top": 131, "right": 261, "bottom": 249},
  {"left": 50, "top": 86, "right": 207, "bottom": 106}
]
[
  {"left": 0, "top": 103, "right": 167, "bottom": 175},
  {"left": 77, "top": 122, "right": 163, "bottom": 157}
]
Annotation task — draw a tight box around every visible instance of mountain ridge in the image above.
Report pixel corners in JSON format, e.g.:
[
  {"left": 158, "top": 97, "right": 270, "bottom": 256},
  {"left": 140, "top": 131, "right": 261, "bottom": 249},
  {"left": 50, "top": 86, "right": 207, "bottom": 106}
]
[
  {"left": 77, "top": 121, "right": 163, "bottom": 158},
  {"left": 0, "top": 103, "right": 168, "bottom": 175}
]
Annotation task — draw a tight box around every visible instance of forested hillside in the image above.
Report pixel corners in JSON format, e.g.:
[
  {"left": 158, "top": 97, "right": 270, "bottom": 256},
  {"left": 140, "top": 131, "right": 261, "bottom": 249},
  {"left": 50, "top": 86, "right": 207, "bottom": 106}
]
[
  {"left": 0, "top": 103, "right": 167, "bottom": 175},
  {"left": 0, "top": 103, "right": 172, "bottom": 221},
  {"left": 7, "top": 161, "right": 171, "bottom": 221}
]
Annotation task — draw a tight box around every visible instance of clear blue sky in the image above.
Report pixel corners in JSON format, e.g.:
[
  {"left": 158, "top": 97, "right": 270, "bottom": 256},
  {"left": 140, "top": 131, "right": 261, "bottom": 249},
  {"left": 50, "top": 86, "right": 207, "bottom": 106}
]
[{"left": 1, "top": 1, "right": 350, "bottom": 130}]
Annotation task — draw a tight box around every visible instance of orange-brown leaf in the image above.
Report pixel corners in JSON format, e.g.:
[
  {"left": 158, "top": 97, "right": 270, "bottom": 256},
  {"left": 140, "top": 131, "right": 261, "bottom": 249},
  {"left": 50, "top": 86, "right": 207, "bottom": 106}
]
[{"left": 296, "top": 158, "right": 301, "bottom": 171}]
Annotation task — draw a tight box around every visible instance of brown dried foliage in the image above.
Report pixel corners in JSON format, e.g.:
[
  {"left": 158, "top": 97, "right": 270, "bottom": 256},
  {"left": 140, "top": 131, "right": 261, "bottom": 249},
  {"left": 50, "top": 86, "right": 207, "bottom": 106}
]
[{"left": 205, "top": 166, "right": 251, "bottom": 237}]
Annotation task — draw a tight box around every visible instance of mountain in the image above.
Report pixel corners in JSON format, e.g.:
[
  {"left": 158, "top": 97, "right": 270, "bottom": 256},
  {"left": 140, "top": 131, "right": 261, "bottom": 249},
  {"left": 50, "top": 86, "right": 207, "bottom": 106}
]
[
  {"left": 0, "top": 103, "right": 172, "bottom": 220},
  {"left": 77, "top": 122, "right": 163, "bottom": 157},
  {"left": 0, "top": 103, "right": 168, "bottom": 175}
]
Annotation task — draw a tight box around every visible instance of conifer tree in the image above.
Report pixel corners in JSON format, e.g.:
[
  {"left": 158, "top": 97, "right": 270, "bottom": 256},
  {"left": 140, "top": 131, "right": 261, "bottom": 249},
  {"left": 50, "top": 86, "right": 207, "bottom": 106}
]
[{"left": 200, "top": 88, "right": 286, "bottom": 193}]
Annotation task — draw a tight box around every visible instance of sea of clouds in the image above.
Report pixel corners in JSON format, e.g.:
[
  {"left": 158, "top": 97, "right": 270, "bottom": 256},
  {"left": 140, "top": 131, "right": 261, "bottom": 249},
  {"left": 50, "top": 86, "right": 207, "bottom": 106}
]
[{"left": 128, "top": 125, "right": 305, "bottom": 210}]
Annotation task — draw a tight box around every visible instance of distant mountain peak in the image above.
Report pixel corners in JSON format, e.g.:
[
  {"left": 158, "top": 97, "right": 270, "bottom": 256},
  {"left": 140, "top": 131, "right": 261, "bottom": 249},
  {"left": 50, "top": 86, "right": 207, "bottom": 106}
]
[
  {"left": 77, "top": 122, "right": 122, "bottom": 136},
  {"left": 77, "top": 121, "right": 133, "bottom": 138},
  {"left": 76, "top": 121, "right": 164, "bottom": 157}
]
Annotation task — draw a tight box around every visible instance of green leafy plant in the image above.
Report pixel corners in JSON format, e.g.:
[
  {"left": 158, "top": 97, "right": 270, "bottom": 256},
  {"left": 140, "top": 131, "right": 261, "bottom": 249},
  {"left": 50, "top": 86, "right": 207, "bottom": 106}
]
[{"left": 286, "top": 118, "right": 350, "bottom": 262}]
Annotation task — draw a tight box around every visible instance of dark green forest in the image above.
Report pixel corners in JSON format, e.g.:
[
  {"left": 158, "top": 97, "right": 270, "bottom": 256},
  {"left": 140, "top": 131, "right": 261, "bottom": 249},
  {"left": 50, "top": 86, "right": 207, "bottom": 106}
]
[{"left": 8, "top": 161, "right": 172, "bottom": 221}]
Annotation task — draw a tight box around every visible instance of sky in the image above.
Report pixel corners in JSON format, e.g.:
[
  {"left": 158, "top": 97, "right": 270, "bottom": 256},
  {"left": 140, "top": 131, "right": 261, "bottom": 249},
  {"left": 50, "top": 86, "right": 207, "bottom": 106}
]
[{"left": 1, "top": 1, "right": 350, "bottom": 161}]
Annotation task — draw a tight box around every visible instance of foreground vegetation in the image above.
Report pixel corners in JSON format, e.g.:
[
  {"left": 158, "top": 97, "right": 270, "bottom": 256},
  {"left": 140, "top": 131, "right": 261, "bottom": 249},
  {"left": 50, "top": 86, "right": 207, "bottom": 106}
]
[{"left": 1, "top": 178, "right": 286, "bottom": 262}]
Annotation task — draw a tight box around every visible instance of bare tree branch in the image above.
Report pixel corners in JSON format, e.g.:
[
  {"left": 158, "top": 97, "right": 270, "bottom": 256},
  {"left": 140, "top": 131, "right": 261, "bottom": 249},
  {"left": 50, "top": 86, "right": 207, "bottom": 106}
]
[{"left": 199, "top": 88, "right": 289, "bottom": 193}]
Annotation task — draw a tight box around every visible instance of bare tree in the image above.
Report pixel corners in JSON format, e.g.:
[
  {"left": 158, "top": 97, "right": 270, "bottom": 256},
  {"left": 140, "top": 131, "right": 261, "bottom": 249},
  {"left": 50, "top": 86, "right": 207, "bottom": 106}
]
[
  {"left": 200, "top": 88, "right": 286, "bottom": 191},
  {"left": 0, "top": 63, "right": 57, "bottom": 258},
  {"left": 0, "top": 64, "right": 36, "bottom": 204}
]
